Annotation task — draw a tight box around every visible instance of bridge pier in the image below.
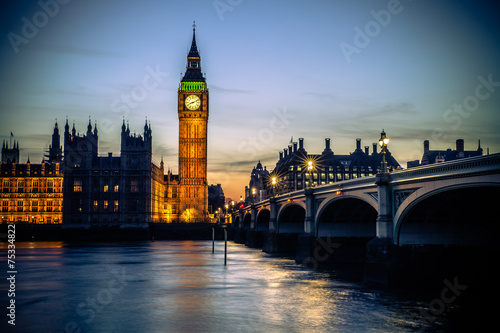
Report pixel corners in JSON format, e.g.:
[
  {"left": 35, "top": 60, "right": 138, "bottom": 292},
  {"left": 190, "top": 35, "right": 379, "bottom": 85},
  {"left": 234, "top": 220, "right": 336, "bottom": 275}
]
[
  {"left": 245, "top": 230, "right": 264, "bottom": 248},
  {"left": 233, "top": 227, "right": 246, "bottom": 244},
  {"left": 364, "top": 173, "right": 396, "bottom": 286},
  {"left": 295, "top": 189, "right": 316, "bottom": 263},
  {"left": 269, "top": 198, "right": 277, "bottom": 231},
  {"left": 233, "top": 210, "right": 246, "bottom": 244},
  {"left": 262, "top": 231, "right": 298, "bottom": 255}
]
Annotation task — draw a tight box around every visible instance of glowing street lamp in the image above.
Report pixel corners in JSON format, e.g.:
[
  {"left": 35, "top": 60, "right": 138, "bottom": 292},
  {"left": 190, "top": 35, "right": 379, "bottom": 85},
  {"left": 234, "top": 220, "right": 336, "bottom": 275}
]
[
  {"left": 271, "top": 176, "right": 277, "bottom": 197},
  {"left": 307, "top": 160, "right": 314, "bottom": 188},
  {"left": 379, "top": 129, "right": 389, "bottom": 173}
]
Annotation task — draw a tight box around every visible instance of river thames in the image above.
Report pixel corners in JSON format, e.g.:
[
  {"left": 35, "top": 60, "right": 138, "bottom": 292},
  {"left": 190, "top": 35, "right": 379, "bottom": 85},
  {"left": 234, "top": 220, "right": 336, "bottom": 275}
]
[{"left": 0, "top": 241, "right": 489, "bottom": 332}]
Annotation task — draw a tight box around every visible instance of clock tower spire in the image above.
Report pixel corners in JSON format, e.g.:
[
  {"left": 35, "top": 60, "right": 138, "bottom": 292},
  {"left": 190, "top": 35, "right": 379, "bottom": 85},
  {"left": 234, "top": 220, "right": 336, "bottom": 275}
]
[{"left": 177, "top": 22, "right": 209, "bottom": 221}]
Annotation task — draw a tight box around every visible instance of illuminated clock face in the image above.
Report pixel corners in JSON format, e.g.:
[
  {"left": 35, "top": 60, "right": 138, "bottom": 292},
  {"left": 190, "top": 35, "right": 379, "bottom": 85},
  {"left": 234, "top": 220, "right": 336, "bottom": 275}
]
[{"left": 185, "top": 95, "right": 201, "bottom": 110}]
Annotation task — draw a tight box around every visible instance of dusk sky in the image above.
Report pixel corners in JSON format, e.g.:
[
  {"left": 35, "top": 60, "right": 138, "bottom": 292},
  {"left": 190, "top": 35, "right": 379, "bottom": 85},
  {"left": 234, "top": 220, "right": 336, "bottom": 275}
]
[{"left": 1, "top": 0, "right": 499, "bottom": 200}]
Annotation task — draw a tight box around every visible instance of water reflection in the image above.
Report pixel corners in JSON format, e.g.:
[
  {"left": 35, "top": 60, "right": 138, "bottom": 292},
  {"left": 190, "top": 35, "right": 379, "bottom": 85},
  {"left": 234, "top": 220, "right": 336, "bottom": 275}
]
[{"left": 0, "top": 241, "right": 456, "bottom": 332}]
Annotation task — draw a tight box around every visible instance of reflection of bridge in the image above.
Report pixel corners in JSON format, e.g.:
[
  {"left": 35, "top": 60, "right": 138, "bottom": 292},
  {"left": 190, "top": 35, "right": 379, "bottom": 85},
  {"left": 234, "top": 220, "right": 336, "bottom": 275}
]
[{"left": 233, "top": 153, "right": 500, "bottom": 285}]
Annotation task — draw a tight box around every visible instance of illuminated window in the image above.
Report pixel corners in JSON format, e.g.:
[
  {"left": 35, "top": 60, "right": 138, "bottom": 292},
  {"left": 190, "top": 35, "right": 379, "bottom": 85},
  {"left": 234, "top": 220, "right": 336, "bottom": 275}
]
[
  {"left": 33, "top": 180, "right": 38, "bottom": 193},
  {"left": 104, "top": 185, "right": 109, "bottom": 192},
  {"left": 74, "top": 179, "right": 82, "bottom": 192},
  {"left": 131, "top": 180, "right": 138, "bottom": 192},
  {"left": 114, "top": 200, "right": 119, "bottom": 212},
  {"left": 2, "top": 201, "right": 7, "bottom": 212},
  {"left": 93, "top": 200, "right": 98, "bottom": 211},
  {"left": 47, "top": 201, "right": 53, "bottom": 212},
  {"left": 48, "top": 180, "right": 53, "bottom": 193},
  {"left": 104, "top": 200, "right": 109, "bottom": 210},
  {"left": 17, "top": 200, "right": 23, "bottom": 212},
  {"left": 114, "top": 185, "right": 119, "bottom": 192}
]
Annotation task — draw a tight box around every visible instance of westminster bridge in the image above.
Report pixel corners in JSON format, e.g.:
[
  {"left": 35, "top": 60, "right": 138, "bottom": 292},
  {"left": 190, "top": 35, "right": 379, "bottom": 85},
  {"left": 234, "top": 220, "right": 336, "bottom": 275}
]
[{"left": 232, "top": 153, "right": 500, "bottom": 286}]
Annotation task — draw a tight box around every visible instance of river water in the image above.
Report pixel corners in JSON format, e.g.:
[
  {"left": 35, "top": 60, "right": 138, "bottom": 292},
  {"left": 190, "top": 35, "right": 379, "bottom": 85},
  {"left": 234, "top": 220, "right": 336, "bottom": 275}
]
[{"left": 0, "top": 241, "right": 483, "bottom": 332}]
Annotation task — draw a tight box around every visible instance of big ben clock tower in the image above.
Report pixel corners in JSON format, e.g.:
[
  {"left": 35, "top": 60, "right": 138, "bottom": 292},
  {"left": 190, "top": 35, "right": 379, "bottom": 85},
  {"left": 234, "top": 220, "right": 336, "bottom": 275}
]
[{"left": 178, "top": 22, "right": 208, "bottom": 221}]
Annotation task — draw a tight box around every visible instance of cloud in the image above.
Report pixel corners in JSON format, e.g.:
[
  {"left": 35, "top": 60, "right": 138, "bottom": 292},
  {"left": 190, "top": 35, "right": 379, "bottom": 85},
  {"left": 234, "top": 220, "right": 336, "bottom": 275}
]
[
  {"left": 29, "top": 43, "right": 126, "bottom": 58},
  {"left": 209, "top": 84, "right": 256, "bottom": 94},
  {"left": 358, "top": 102, "right": 417, "bottom": 118}
]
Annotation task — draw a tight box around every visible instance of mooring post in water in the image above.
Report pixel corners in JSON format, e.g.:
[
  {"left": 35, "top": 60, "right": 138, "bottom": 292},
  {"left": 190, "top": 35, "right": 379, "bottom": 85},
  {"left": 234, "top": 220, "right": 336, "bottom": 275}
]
[
  {"left": 212, "top": 227, "right": 215, "bottom": 254},
  {"left": 224, "top": 229, "right": 227, "bottom": 265}
]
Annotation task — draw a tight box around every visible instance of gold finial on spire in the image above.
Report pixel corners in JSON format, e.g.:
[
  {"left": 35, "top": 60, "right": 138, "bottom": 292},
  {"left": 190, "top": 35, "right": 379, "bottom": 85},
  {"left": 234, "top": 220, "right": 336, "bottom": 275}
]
[{"left": 192, "top": 20, "right": 196, "bottom": 31}]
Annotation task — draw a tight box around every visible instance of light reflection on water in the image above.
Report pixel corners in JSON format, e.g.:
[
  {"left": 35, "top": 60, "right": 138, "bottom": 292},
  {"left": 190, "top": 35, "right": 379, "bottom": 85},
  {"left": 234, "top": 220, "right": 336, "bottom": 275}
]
[{"left": 0, "top": 241, "right": 450, "bottom": 332}]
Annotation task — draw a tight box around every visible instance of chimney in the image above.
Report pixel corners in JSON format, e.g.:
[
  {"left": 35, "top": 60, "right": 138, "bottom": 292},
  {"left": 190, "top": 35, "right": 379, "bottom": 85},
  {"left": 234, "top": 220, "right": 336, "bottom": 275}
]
[
  {"left": 424, "top": 140, "right": 429, "bottom": 153},
  {"left": 293, "top": 142, "right": 297, "bottom": 153},
  {"left": 456, "top": 139, "right": 464, "bottom": 158},
  {"left": 325, "top": 138, "right": 331, "bottom": 150},
  {"left": 372, "top": 143, "right": 377, "bottom": 155},
  {"left": 456, "top": 139, "right": 464, "bottom": 152},
  {"left": 356, "top": 138, "right": 361, "bottom": 151},
  {"left": 299, "top": 138, "right": 304, "bottom": 151},
  {"left": 364, "top": 146, "right": 369, "bottom": 155},
  {"left": 288, "top": 145, "right": 292, "bottom": 156},
  {"left": 284, "top": 148, "right": 288, "bottom": 158},
  {"left": 279, "top": 151, "right": 283, "bottom": 160}
]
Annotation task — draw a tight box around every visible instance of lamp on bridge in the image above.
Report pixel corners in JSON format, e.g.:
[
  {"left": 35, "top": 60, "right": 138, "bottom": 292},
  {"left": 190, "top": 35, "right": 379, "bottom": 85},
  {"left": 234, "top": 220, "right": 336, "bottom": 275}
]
[
  {"left": 307, "top": 160, "right": 314, "bottom": 188},
  {"left": 379, "top": 129, "right": 389, "bottom": 173},
  {"left": 251, "top": 187, "right": 256, "bottom": 203},
  {"left": 225, "top": 204, "right": 229, "bottom": 223},
  {"left": 271, "top": 176, "right": 277, "bottom": 197}
]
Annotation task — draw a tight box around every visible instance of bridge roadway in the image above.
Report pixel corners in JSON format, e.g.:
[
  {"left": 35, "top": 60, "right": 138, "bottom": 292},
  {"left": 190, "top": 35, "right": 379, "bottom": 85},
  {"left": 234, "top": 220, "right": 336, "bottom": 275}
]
[{"left": 232, "top": 153, "right": 500, "bottom": 286}]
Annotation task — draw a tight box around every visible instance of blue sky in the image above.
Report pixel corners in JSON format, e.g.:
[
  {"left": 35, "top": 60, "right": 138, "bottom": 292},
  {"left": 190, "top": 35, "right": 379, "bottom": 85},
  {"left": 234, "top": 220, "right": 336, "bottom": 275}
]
[{"left": 1, "top": 0, "right": 499, "bottom": 200}]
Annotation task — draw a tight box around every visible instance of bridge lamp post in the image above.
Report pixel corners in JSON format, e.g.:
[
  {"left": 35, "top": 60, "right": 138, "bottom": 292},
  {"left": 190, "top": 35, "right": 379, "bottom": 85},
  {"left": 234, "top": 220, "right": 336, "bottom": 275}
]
[
  {"left": 225, "top": 204, "right": 229, "bottom": 223},
  {"left": 307, "top": 160, "right": 314, "bottom": 188},
  {"left": 379, "top": 130, "right": 389, "bottom": 173},
  {"left": 251, "top": 187, "right": 256, "bottom": 203},
  {"left": 271, "top": 176, "right": 277, "bottom": 197}
]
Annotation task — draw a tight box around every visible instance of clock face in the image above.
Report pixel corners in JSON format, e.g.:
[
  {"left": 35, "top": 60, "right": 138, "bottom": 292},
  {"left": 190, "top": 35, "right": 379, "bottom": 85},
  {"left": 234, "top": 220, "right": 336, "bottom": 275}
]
[{"left": 185, "top": 95, "right": 201, "bottom": 110}]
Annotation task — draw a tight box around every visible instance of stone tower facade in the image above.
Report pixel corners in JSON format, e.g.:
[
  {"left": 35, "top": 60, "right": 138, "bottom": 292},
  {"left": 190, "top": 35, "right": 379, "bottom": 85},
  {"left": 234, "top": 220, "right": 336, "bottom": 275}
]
[{"left": 177, "top": 22, "right": 209, "bottom": 221}]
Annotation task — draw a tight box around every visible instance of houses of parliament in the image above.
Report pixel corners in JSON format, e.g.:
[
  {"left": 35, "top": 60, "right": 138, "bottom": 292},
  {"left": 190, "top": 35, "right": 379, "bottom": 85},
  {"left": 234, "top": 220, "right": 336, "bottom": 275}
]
[{"left": 0, "top": 26, "right": 211, "bottom": 225}]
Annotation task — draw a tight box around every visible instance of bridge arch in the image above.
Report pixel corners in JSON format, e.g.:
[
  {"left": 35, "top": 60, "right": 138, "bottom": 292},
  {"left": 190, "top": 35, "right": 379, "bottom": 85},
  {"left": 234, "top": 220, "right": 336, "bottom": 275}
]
[
  {"left": 243, "top": 212, "right": 252, "bottom": 230},
  {"left": 277, "top": 202, "right": 306, "bottom": 233},
  {"left": 256, "top": 209, "right": 270, "bottom": 231},
  {"left": 316, "top": 196, "right": 378, "bottom": 238},
  {"left": 395, "top": 183, "right": 500, "bottom": 245}
]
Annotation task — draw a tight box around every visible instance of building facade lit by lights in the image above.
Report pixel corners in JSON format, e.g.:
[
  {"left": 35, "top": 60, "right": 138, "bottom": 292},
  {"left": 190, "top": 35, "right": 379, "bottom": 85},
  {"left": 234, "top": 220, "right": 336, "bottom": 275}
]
[
  {"left": 62, "top": 119, "right": 165, "bottom": 225},
  {"left": 1, "top": 24, "right": 212, "bottom": 225},
  {"left": 244, "top": 161, "right": 270, "bottom": 204},
  {"left": 247, "top": 137, "right": 401, "bottom": 199},
  {"left": 175, "top": 21, "right": 209, "bottom": 221},
  {"left": 1, "top": 131, "right": 63, "bottom": 224}
]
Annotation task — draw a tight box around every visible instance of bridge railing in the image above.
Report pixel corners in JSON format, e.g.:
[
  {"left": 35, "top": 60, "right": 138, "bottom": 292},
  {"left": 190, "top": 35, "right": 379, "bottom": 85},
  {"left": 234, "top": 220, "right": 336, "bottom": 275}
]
[
  {"left": 240, "top": 175, "right": 378, "bottom": 210},
  {"left": 237, "top": 153, "right": 500, "bottom": 211}
]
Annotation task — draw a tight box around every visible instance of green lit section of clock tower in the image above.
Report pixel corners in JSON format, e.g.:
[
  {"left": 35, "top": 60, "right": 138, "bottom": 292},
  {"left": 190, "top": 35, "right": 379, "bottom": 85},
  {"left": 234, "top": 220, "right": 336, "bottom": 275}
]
[{"left": 177, "top": 22, "right": 209, "bottom": 221}]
